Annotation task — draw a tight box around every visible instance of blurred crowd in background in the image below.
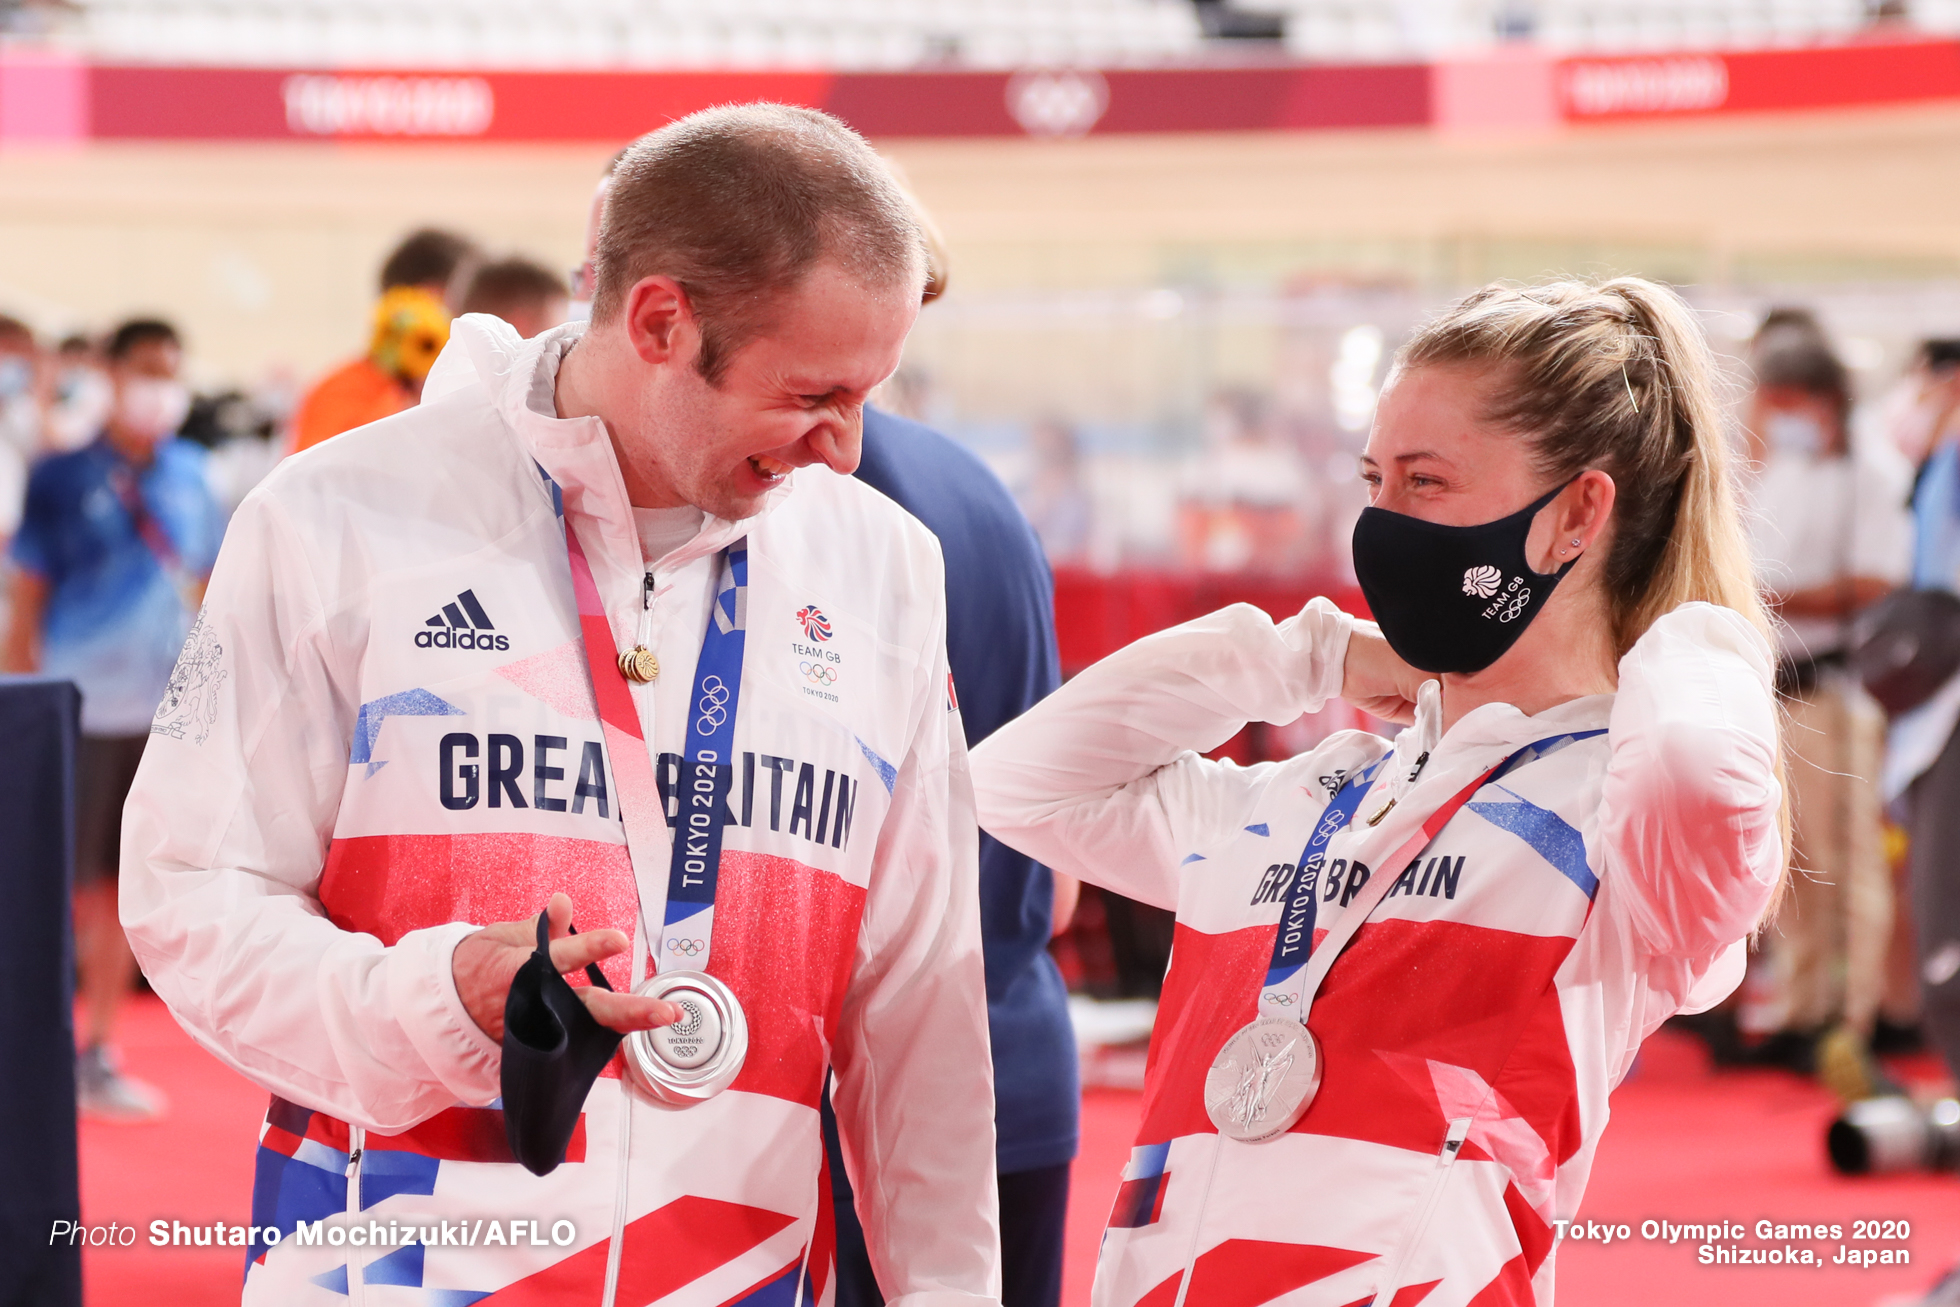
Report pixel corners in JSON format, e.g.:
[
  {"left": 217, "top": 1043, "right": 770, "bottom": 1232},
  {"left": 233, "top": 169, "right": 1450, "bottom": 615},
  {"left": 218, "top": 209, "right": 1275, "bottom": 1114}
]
[{"left": 0, "top": 229, "right": 570, "bottom": 1118}]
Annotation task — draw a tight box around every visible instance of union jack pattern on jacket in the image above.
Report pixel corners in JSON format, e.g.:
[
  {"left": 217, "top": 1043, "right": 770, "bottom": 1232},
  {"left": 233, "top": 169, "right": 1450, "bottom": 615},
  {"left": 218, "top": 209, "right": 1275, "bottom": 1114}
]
[
  {"left": 972, "top": 598, "right": 1781, "bottom": 1307},
  {"left": 122, "top": 318, "right": 1001, "bottom": 1307}
]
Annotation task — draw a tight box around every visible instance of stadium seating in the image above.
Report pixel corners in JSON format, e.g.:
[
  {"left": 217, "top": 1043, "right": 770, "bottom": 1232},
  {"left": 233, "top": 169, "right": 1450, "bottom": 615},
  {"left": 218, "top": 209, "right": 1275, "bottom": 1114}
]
[{"left": 64, "top": 0, "right": 1960, "bottom": 70}]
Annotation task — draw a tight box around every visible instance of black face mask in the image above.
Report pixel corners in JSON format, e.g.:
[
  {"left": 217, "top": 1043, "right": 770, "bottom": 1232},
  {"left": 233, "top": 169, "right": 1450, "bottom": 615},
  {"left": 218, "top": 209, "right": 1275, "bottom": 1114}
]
[
  {"left": 501, "top": 911, "right": 623, "bottom": 1177},
  {"left": 1350, "top": 480, "right": 1578, "bottom": 675}
]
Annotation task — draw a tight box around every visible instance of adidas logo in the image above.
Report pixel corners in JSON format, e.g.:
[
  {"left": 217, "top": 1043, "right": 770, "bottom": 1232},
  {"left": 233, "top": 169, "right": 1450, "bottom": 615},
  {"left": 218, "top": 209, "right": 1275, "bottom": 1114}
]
[{"left": 414, "top": 589, "right": 510, "bottom": 651}]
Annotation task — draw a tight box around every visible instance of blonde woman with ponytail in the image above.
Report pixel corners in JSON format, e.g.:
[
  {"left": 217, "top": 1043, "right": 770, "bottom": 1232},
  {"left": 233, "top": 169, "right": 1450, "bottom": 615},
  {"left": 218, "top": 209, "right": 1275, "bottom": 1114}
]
[{"left": 972, "top": 277, "right": 1785, "bottom": 1307}]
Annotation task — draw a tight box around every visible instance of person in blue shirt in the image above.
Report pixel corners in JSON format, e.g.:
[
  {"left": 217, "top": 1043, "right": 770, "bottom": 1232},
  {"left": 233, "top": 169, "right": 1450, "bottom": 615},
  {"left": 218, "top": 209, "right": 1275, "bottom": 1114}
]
[
  {"left": 2, "top": 317, "right": 222, "bottom": 1121},
  {"left": 824, "top": 400, "right": 1080, "bottom": 1307}
]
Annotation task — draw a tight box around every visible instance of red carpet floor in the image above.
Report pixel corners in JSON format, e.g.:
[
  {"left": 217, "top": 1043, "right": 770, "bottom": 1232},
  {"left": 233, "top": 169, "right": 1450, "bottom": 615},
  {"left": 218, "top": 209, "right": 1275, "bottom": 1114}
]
[{"left": 82, "top": 995, "right": 1960, "bottom": 1306}]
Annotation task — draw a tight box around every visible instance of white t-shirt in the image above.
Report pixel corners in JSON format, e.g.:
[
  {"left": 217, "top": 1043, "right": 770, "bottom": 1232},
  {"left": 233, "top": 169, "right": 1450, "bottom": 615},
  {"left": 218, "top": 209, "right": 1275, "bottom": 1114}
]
[
  {"left": 1748, "top": 450, "right": 1912, "bottom": 659},
  {"left": 632, "top": 504, "right": 704, "bottom": 568}
]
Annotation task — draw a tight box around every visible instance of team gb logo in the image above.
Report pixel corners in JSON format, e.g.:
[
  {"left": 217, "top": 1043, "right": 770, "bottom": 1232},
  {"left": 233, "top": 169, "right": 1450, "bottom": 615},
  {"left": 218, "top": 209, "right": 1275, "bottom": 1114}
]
[
  {"left": 1462, "top": 565, "right": 1502, "bottom": 599},
  {"left": 796, "top": 605, "right": 832, "bottom": 642}
]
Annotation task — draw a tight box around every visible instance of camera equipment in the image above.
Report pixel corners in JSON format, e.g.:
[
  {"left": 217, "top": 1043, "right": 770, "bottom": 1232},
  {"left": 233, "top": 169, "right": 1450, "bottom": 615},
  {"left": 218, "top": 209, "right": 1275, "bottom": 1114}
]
[{"left": 1825, "top": 1095, "right": 1960, "bottom": 1175}]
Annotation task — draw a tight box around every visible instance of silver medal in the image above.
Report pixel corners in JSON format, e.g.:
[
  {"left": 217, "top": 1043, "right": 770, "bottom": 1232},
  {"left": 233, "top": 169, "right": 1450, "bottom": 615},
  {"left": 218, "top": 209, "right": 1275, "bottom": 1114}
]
[
  {"left": 1204, "top": 1015, "right": 1322, "bottom": 1142},
  {"left": 622, "top": 970, "right": 749, "bottom": 1107}
]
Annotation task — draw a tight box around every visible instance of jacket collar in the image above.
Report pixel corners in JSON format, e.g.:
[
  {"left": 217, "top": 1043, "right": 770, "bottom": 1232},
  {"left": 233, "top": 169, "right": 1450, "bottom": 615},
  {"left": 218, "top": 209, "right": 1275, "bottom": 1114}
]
[
  {"left": 489, "top": 321, "right": 793, "bottom": 573},
  {"left": 1387, "top": 677, "right": 1613, "bottom": 788},
  {"left": 413, "top": 312, "right": 797, "bottom": 641}
]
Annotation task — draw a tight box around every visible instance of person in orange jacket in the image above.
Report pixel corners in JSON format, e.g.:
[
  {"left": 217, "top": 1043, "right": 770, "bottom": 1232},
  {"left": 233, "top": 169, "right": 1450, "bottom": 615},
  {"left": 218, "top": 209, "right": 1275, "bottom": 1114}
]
[{"left": 289, "top": 228, "right": 480, "bottom": 454}]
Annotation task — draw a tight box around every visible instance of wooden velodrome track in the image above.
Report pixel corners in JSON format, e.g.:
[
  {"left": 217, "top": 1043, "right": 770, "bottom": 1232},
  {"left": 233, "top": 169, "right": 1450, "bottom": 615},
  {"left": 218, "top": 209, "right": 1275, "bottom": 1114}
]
[{"left": 0, "top": 99, "right": 1957, "bottom": 380}]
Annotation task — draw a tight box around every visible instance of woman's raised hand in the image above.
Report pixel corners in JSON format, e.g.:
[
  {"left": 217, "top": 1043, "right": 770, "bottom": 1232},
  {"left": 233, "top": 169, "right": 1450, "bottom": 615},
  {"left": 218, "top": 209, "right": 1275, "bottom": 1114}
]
[{"left": 1341, "top": 626, "right": 1427, "bottom": 726}]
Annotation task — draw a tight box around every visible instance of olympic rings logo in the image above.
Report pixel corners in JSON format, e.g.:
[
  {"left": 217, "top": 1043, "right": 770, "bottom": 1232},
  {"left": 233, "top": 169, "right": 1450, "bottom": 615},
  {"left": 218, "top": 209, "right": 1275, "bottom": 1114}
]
[
  {"left": 665, "top": 938, "right": 705, "bottom": 957},
  {"left": 696, "top": 676, "right": 731, "bottom": 731},
  {"left": 801, "top": 661, "right": 838, "bottom": 685},
  {"left": 1263, "top": 991, "right": 1296, "bottom": 1006},
  {"left": 1495, "top": 587, "right": 1532, "bottom": 623}
]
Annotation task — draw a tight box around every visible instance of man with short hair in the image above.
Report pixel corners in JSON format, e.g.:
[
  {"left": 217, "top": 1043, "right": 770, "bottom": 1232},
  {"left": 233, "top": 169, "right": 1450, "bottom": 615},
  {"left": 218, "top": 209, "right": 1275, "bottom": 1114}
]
[
  {"left": 123, "top": 105, "right": 1000, "bottom": 1305},
  {"left": 290, "top": 227, "right": 482, "bottom": 453},
  {"left": 5, "top": 316, "right": 221, "bottom": 1120},
  {"left": 379, "top": 227, "right": 481, "bottom": 300},
  {"left": 461, "top": 256, "right": 571, "bottom": 339}
]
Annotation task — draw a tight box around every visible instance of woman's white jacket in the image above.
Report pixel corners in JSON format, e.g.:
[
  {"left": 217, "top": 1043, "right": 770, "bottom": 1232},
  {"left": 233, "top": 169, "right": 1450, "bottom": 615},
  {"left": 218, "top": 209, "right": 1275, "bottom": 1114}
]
[{"left": 971, "top": 598, "right": 1782, "bottom": 1307}]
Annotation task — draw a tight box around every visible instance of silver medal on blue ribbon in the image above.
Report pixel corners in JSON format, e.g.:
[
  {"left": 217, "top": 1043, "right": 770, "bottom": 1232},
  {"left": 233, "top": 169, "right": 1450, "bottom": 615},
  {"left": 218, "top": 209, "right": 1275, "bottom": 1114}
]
[{"left": 624, "top": 546, "right": 753, "bottom": 1107}]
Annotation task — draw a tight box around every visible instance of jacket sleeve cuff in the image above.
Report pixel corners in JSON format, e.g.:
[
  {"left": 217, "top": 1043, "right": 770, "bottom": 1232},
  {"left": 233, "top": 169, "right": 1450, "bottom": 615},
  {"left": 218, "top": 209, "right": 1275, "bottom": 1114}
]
[
  {"left": 388, "top": 921, "right": 503, "bottom": 1105},
  {"left": 1286, "top": 595, "right": 1358, "bottom": 712}
]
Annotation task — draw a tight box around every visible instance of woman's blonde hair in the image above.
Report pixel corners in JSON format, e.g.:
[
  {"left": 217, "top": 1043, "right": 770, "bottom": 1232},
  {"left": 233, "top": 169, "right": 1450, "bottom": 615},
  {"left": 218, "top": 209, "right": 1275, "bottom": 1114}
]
[
  {"left": 1399, "top": 275, "right": 1769, "bottom": 655},
  {"left": 1399, "top": 276, "right": 1789, "bottom": 908}
]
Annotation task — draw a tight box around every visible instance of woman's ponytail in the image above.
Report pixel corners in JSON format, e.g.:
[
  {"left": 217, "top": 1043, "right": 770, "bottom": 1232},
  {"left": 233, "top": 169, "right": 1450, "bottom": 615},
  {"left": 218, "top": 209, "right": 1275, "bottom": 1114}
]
[{"left": 1604, "top": 278, "right": 1772, "bottom": 651}]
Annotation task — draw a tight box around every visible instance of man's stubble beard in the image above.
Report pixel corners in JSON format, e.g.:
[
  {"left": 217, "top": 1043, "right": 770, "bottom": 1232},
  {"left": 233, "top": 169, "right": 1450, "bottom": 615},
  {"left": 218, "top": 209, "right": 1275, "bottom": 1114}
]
[{"left": 635, "top": 379, "right": 763, "bottom": 521}]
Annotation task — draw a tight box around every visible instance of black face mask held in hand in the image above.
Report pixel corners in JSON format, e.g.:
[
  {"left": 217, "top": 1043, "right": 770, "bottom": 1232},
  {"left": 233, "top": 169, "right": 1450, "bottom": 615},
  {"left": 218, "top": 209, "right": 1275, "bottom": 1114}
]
[
  {"left": 1351, "top": 479, "right": 1579, "bottom": 675},
  {"left": 501, "top": 911, "right": 624, "bottom": 1177}
]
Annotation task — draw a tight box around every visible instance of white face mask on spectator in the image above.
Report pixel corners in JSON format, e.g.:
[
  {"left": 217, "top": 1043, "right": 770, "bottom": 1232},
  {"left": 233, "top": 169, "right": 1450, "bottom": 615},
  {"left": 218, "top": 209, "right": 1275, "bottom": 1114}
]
[
  {"left": 115, "top": 377, "right": 191, "bottom": 442},
  {"left": 0, "top": 355, "right": 31, "bottom": 400},
  {"left": 1765, "top": 410, "right": 1827, "bottom": 458}
]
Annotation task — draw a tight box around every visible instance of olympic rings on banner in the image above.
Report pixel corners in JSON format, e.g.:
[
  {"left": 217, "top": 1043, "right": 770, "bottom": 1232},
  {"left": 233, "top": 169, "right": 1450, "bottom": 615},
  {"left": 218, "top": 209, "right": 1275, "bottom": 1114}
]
[
  {"left": 666, "top": 938, "right": 705, "bottom": 957},
  {"left": 800, "top": 661, "right": 839, "bottom": 686},
  {"left": 1263, "top": 991, "right": 1296, "bottom": 1006}
]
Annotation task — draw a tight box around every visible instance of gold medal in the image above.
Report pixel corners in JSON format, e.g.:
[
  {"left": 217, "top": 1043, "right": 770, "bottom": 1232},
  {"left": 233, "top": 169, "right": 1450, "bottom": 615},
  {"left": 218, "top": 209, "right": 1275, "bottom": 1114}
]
[{"left": 619, "top": 647, "right": 659, "bottom": 683}]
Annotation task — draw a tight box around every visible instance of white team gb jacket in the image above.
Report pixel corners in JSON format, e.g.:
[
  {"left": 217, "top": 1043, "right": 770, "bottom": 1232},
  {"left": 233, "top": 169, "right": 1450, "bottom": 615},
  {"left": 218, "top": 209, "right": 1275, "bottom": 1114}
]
[
  {"left": 121, "top": 316, "right": 1002, "bottom": 1307},
  {"left": 971, "top": 599, "right": 1782, "bottom": 1307}
]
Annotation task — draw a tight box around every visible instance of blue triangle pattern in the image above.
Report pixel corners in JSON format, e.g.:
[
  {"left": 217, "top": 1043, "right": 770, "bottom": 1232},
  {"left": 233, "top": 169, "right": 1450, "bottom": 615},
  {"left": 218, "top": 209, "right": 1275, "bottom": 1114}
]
[
  {"left": 362, "top": 1241, "right": 426, "bottom": 1288},
  {"left": 309, "top": 1264, "right": 349, "bottom": 1295},
  {"left": 1467, "top": 786, "right": 1598, "bottom": 899},
  {"left": 350, "top": 688, "right": 467, "bottom": 777},
  {"left": 856, "top": 737, "right": 898, "bottom": 795}
]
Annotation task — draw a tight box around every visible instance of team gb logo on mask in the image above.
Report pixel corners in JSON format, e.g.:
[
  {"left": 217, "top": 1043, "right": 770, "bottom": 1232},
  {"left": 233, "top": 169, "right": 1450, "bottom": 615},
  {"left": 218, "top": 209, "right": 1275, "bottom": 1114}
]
[{"left": 1462, "top": 565, "right": 1502, "bottom": 599}]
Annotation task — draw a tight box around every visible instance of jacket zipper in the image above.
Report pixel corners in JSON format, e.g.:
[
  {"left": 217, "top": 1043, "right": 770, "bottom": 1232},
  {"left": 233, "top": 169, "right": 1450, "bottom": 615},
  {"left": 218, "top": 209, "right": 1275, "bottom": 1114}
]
[
  {"left": 600, "top": 1079, "right": 634, "bottom": 1306},
  {"left": 1371, "top": 1117, "right": 1471, "bottom": 1305},
  {"left": 346, "top": 1125, "right": 368, "bottom": 1306},
  {"left": 601, "top": 917, "right": 652, "bottom": 1307},
  {"left": 1168, "top": 1137, "right": 1227, "bottom": 1307}
]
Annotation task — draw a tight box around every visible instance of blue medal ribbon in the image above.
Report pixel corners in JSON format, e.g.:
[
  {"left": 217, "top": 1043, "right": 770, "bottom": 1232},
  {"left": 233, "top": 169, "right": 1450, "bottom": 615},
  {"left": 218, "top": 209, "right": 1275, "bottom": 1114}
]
[
  {"left": 1260, "top": 760, "right": 1382, "bottom": 997},
  {"left": 1257, "top": 727, "right": 1607, "bottom": 1015},
  {"left": 658, "top": 544, "right": 748, "bottom": 972}
]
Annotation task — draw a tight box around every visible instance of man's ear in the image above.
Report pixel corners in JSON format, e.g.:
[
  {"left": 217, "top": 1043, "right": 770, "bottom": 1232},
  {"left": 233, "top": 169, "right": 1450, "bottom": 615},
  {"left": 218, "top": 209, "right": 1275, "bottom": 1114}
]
[{"left": 622, "top": 275, "right": 696, "bottom": 367}]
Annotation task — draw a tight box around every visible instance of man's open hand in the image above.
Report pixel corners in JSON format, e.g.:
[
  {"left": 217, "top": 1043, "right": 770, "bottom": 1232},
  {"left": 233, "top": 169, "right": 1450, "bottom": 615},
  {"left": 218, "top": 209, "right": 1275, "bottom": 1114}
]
[{"left": 452, "top": 892, "right": 681, "bottom": 1041}]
